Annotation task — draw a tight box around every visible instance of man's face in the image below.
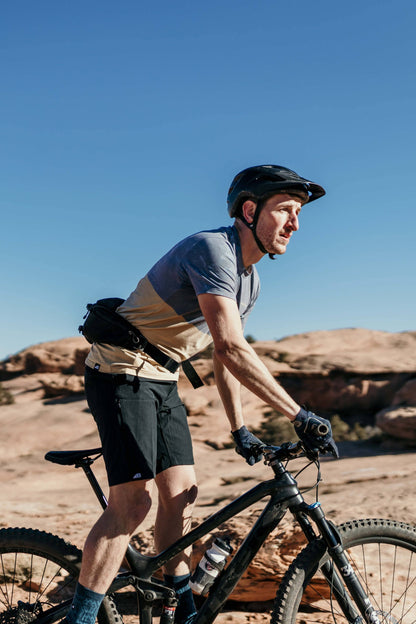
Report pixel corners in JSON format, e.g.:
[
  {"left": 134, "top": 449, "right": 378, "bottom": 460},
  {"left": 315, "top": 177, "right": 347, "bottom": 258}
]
[{"left": 255, "top": 193, "right": 304, "bottom": 256}]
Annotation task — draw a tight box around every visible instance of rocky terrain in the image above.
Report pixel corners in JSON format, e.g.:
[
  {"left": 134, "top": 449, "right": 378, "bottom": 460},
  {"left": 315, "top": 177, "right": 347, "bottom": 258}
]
[{"left": 1, "top": 329, "right": 415, "bottom": 620}]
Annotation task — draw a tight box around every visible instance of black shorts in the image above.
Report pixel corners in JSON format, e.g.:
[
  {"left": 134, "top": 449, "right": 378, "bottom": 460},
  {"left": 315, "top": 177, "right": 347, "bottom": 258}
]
[{"left": 84, "top": 366, "right": 194, "bottom": 487}]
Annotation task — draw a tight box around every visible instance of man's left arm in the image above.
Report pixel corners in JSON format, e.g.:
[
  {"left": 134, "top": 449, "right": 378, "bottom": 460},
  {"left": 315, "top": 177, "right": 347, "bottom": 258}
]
[{"left": 213, "top": 351, "right": 265, "bottom": 465}]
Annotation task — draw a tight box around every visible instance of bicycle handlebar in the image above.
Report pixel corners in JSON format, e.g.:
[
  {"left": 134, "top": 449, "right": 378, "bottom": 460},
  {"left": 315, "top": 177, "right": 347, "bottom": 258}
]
[
  {"left": 261, "top": 441, "right": 306, "bottom": 462},
  {"left": 236, "top": 430, "right": 337, "bottom": 467},
  {"left": 249, "top": 441, "right": 320, "bottom": 465}
]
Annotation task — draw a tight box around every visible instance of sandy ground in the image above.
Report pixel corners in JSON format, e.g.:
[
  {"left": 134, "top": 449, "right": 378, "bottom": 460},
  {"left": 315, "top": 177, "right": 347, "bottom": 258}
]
[{"left": 1, "top": 376, "right": 416, "bottom": 622}]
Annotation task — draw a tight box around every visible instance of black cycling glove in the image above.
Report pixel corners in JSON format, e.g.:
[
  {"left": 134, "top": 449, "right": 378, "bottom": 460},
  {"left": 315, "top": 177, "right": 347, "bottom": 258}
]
[
  {"left": 232, "top": 426, "right": 265, "bottom": 466},
  {"left": 294, "top": 408, "right": 339, "bottom": 458}
]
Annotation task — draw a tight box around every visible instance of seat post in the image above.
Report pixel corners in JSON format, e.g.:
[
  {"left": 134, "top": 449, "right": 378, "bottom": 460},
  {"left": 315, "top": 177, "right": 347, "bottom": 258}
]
[{"left": 76, "top": 458, "right": 108, "bottom": 510}]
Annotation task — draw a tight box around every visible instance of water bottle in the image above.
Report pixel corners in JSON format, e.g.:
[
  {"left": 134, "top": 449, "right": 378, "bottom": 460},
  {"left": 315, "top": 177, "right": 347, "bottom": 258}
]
[{"left": 189, "top": 537, "right": 233, "bottom": 595}]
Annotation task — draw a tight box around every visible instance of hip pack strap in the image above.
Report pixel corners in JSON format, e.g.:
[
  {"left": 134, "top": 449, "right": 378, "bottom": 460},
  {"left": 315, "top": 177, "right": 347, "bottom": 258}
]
[
  {"left": 182, "top": 360, "right": 204, "bottom": 389},
  {"left": 79, "top": 298, "right": 204, "bottom": 389},
  {"left": 139, "top": 337, "right": 203, "bottom": 389}
]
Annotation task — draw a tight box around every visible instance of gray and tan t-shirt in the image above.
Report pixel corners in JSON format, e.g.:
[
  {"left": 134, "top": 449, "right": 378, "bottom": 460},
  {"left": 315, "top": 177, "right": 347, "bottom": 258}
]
[{"left": 86, "top": 225, "right": 260, "bottom": 379}]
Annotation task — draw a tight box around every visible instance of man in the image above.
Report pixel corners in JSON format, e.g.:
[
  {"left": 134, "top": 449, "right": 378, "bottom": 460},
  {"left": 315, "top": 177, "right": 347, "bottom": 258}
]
[{"left": 69, "top": 165, "right": 338, "bottom": 624}]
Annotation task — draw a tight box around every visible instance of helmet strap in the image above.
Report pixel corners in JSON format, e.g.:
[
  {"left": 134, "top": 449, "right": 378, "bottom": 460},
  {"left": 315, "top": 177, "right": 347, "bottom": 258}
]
[{"left": 239, "top": 200, "right": 275, "bottom": 260}]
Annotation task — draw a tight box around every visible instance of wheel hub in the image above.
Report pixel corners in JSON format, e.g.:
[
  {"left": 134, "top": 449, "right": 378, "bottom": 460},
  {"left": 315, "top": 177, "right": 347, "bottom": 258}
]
[{"left": 0, "top": 601, "right": 42, "bottom": 624}]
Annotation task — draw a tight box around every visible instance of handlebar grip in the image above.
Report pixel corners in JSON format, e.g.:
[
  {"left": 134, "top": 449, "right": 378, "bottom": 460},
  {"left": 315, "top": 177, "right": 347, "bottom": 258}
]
[{"left": 316, "top": 423, "right": 329, "bottom": 436}]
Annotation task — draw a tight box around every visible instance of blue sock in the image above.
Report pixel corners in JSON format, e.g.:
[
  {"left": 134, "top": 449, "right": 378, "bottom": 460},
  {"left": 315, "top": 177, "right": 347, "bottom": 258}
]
[
  {"left": 66, "top": 582, "right": 106, "bottom": 624},
  {"left": 164, "top": 574, "right": 197, "bottom": 624}
]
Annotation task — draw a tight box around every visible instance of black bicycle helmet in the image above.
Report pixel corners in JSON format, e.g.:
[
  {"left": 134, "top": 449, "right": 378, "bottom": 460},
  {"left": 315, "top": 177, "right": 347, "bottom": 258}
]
[
  {"left": 227, "top": 164, "right": 326, "bottom": 257},
  {"left": 227, "top": 164, "right": 325, "bottom": 217}
]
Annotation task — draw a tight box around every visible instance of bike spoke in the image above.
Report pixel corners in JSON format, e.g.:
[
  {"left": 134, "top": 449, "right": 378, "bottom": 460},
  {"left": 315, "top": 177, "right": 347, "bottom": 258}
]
[
  {"left": 284, "top": 542, "right": 416, "bottom": 623},
  {"left": 36, "top": 557, "right": 56, "bottom": 604},
  {"left": 0, "top": 557, "right": 6, "bottom": 607},
  {"left": 348, "top": 545, "right": 384, "bottom": 615},
  {"left": 400, "top": 551, "right": 415, "bottom": 624},
  {"left": 390, "top": 544, "right": 397, "bottom": 618},
  {"left": 0, "top": 550, "right": 78, "bottom": 620},
  {"left": 0, "top": 526, "right": 122, "bottom": 624},
  {"left": 378, "top": 543, "right": 384, "bottom": 617},
  {"left": 351, "top": 544, "right": 414, "bottom": 623},
  {"left": 36, "top": 560, "right": 76, "bottom": 605}
]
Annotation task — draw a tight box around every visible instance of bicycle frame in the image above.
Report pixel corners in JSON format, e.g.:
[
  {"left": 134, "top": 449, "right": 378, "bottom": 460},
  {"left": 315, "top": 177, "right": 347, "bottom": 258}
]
[
  {"left": 125, "top": 469, "right": 304, "bottom": 624},
  {"left": 39, "top": 449, "right": 382, "bottom": 624}
]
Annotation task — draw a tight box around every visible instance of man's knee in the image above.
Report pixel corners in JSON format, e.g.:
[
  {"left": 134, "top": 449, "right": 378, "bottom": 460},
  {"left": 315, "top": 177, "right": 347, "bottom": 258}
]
[
  {"left": 107, "top": 480, "right": 153, "bottom": 532},
  {"left": 156, "top": 466, "right": 198, "bottom": 512}
]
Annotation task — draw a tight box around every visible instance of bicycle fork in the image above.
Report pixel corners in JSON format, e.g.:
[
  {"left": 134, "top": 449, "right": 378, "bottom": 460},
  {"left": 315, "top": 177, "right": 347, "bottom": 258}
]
[{"left": 295, "top": 502, "right": 382, "bottom": 624}]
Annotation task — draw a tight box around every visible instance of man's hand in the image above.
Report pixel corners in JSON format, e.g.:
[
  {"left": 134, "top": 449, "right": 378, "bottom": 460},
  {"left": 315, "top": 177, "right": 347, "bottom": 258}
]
[
  {"left": 232, "top": 426, "right": 265, "bottom": 466},
  {"left": 294, "top": 408, "right": 339, "bottom": 458}
]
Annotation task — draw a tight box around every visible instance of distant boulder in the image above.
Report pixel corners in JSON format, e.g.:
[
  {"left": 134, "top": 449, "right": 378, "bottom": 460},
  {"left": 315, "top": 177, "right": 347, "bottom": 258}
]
[
  {"left": 0, "top": 337, "right": 88, "bottom": 378},
  {"left": 376, "top": 407, "right": 416, "bottom": 442},
  {"left": 38, "top": 372, "right": 85, "bottom": 399}
]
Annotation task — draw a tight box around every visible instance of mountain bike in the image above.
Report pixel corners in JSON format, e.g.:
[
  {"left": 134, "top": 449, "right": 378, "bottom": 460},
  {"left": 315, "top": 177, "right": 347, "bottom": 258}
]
[{"left": 1, "top": 441, "right": 415, "bottom": 624}]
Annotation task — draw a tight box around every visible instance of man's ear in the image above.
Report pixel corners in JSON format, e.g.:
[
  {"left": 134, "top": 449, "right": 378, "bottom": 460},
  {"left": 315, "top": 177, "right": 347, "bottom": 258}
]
[{"left": 241, "top": 200, "right": 257, "bottom": 224}]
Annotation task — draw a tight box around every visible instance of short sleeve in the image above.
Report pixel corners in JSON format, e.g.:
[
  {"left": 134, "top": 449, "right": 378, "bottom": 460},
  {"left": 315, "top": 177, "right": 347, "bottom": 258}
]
[{"left": 182, "top": 237, "right": 239, "bottom": 300}]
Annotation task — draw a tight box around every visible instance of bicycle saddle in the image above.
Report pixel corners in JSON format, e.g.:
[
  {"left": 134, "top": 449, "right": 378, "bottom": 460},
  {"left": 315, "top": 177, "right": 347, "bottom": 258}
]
[{"left": 45, "top": 448, "right": 103, "bottom": 466}]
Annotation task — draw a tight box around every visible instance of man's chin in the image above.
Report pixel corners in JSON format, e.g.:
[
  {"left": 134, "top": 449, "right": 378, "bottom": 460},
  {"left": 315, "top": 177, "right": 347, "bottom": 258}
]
[
  {"left": 262, "top": 238, "right": 288, "bottom": 256},
  {"left": 271, "top": 244, "right": 287, "bottom": 255}
]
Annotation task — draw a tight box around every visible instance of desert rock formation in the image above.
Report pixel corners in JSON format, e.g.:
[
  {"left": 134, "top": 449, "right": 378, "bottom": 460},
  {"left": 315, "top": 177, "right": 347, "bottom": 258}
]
[
  {"left": 2, "top": 329, "right": 415, "bottom": 440},
  {"left": 1, "top": 329, "right": 415, "bottom": 610}
]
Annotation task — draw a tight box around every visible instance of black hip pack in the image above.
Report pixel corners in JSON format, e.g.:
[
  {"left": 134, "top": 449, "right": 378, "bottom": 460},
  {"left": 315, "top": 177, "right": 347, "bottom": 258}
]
[{"left": 78, "top": 298, "right": 203, "bottom": 388}]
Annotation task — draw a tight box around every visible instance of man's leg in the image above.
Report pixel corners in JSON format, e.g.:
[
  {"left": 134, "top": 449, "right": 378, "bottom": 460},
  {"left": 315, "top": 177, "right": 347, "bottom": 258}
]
[
  {"left": 67, "top": 479, "right": 153, "bottom": 624},
  {"left": 154, "top": 465, "right": 198, "bottom": 624}
]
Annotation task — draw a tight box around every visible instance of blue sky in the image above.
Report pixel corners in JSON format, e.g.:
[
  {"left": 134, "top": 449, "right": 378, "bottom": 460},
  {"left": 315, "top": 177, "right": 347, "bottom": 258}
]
[{"left": 1, "top": 0, "right": 415, "bottom": 360}]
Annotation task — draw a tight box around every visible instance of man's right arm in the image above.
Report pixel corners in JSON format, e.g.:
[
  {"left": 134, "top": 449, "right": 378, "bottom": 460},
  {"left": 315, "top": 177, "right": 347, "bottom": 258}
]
[{"left": 198, "top": 292, "right": 300, "bottom": 421}]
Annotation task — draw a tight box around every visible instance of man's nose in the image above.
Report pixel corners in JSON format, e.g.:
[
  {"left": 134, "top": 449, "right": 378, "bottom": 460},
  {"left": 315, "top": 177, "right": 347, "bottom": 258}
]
[{"left": 288, "top": 212, "right": 299, "bottom": 231}]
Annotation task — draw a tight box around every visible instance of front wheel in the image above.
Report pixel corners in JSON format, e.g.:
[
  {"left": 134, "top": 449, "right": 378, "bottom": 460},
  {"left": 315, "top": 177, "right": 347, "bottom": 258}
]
[
  {"left": 0, "top": 528, "right": 122, "bottom": 624},
  {"left": 272, "top": 518, "right": 416, "bottom": 624}
]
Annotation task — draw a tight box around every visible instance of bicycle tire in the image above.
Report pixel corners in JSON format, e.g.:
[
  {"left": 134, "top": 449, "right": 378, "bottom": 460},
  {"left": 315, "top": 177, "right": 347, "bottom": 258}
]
[
  {"left": 272, "top": 518, "right": 416, "bottom": 624},
  {"left": 0, "top": 527, "right": 122, "bottom": 624}
]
